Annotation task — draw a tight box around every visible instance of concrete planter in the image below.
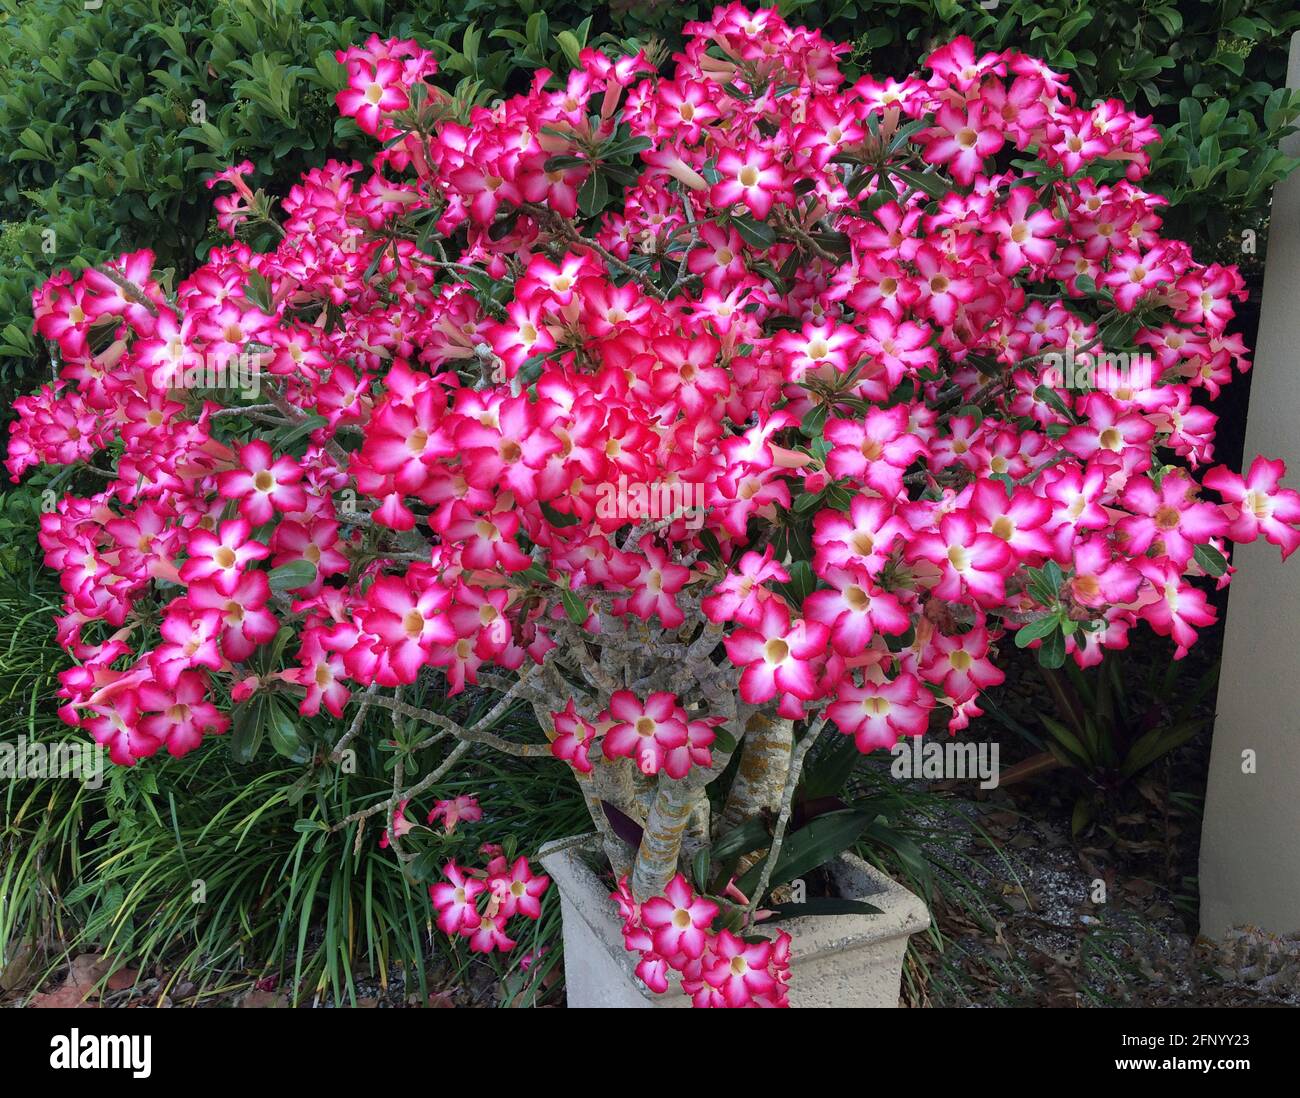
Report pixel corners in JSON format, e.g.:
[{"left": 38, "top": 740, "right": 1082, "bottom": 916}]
[{"left": 538, "top": 834, "right": 930, "bottom": 1008}]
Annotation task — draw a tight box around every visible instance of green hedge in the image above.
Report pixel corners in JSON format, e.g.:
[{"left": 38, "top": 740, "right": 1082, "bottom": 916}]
[
  {"left": 0, "top": 0, "right": 622, "bottom": 395},
  {"left": 1, "top": 0, "right": 1297, "bottom": 401}
]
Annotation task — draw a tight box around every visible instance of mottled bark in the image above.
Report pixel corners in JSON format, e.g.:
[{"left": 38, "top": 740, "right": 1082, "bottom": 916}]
[
  {"left": 681, "top": 795, "right": 711, "bottom": 863},
  {"left": 631, "top": 777, "right": 698, "bottom": 900},
  {"left": 718, "top": 712, "right": 793, "bottom": 835}
]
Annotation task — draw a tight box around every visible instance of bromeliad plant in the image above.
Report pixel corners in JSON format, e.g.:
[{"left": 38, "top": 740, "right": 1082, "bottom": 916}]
[{"left": 9, "top": 4, "right": 1300, "bottom": 1007}]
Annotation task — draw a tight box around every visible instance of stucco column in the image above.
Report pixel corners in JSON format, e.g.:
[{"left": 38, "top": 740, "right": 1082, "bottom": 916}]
[{"left": 1198, "top": 32, "right": 1300, "bottom": 939}]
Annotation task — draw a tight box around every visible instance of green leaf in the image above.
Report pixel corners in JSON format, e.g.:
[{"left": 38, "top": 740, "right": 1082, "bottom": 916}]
[
  {"left": 799, "top": 732, "right": 862, "bottom": 800},
  {"left": 243, "top": 270, "right": 274, "bottom": 313},
  {"left": 554, "top": 29, "right": 583, "bottom": 67},
  {"left": 737, "top": 810, "right": 872, "bottom": 902},
  {"left": 800, "top": 402, "right": 828, "bottom": 437},
  {"left": 776, "top": 559, "right": 816, "bottom": 607},
  {"left": 711, "top": 818, "right": 771, "bottom": 863},
  {"left": 267, "top": 702, "right": 307, "bottom": 762},
  {"left": 268, "top": 560, "right": 318, "bottom": 592},
  {"left": 276, "top": 413, "right": 327, "bottom": 451},
  {"left": 577, "top": 170, "right": 608, "bottom": 217},
  {"left": 761, "top": 897, "right": 883, "bottom": 922},
  {"left": 1070, "top": 794, "right": 1093, "bottom": 837},
  {"left": 889, "top": 166, "right": 949, "bottom": 199},
  {"left": 1034, "top": 384, "right": 1076, "bottom": 422},
  {"left": 712, "top": 724, "right": 737, "bottom": 754},
  {"left": 1120, "top": 720, "right": 1206, "bottom": 778},
  {"left": 733, "top": 214, "right": 776, "bottom": 249},
  {"left": 230, "top": 694, "right": 267, "bottom": 763},
  {"left": 559, "top": 588, "right": 588, "bottom": 624},
  {"left": 1014, "top": 614, "right": 1061, "bottom": 648},
  {"left": 691, "top": 846, "right": 711, "bottom": 893},
  {"left": 1039, "top": 714, "right": 1091, "bottom": 766},
  {"left": 543, "top": 155, "right": 587, "bottom": 172},
  {"left": 1193, "top": 543, "right": 1228, "bottom": 577},
  {"left": 1037, "top": 627, "right": 1067, "bottom": 669},
  {"left": 293, "top": 818, "right": 327, "bottom": 834}
]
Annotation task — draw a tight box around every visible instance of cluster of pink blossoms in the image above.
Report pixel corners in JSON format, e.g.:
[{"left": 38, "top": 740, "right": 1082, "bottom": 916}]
[
  {"left": 9, "top": 3, "right": 1300, "bottom": 1005},
  {"left": 379, "top": 792, "right": 482, "bottom": 848},
  {"left": 613, "top": 873, "right": 792, "bottom": 1007},
  {"left": 553, "top": 690, "right": 722, "bottom": 778},
  {"left": 430, "top": 851, "right": 550, "bottom": 954}
]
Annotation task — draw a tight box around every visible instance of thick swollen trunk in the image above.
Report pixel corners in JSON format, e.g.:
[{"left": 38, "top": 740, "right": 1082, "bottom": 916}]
[
  {"left": 631, "top": 779, "right": 700, "bottom": 900},
  {"left": 717, "top": 712, "right": 793, "bottom": 834}
]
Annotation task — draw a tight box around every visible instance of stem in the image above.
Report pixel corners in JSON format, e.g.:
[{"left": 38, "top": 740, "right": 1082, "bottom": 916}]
[
  {"left": 521, "top": 202, "right": 665, "bottom": 300},
  {"left": 717, "top": 713, "right": 793, "bottom": 834},
  {"left": 631, "top": 776, "right": 699, "bottom": 900},
  {"left": 745, "top": 716, "right": 828, "bottom": 916},
  {"left": 367, "top": 692, "right": 551, "bottom": 758},
  {"left": 329, "top": 682, "right": 379, "bottom": 762},
  {"left": 330, "top": 739, "right": 471, "bottom": 834},
  {"left": 96, "top": 265, "right": 159, "bottom": 317}
]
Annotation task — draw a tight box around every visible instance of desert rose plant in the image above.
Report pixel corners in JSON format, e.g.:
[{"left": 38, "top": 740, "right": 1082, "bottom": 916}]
[{"left": 9, "top": 3, "right": 1300, "bottom": 1007}]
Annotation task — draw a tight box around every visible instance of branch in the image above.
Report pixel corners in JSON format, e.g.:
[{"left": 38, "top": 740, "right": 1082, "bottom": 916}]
[
  {"left": 96, "top": 265, "right": 159, "bottom": 317},
  {"left": 263, "top": 384, "right": 351, "bottom": 471},
  {"left": 329, "top": 739, "right": 471, "bottom": 834},
  {"left": 521, "top": 202, "right": 665, "bottom": 300},
  {"left": 329, "top": 682, "right": 379, "bottom": 763},
  {"left": 744, "top": 713, "right": 829, "bottom": 917},
  {"left": 366, "top": 674, "right": 551, "bottom": 757}
]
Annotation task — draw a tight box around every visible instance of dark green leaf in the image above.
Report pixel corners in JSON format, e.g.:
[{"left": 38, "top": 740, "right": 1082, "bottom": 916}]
[
  {"left": 761, "top": 897, "right": 883, "bottom": 922},
  {"left": 268, "top": 560, "right": 317, "bottom": 591},
  {"left": 737, "top": 810, "right": 872, "bottom": 902}
]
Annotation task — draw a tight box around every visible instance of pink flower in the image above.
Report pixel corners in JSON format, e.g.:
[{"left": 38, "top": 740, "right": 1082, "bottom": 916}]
[
  {"left": 1204, "top": 456, "right": 1300, "bottom": 559},
  {"left": 180, "top": 519, "right": 269, "bottom": 596},
  {"left": 724, "top": 600, "right": 830, "bottom": 704},
  {"left": 661, "top": 717, "right": 720, "bottom": 780},
  {"left": 380, "top": 799, "right": 416, "bottom": 849},
  {"left": 640, "top": 874, "right": 719, "bottom": 963},
  {"left": 987, "top": 187, "right": 1063, "bottom": 275},
  {"left": 711, "top": 144, "right": 786, "bottom": 219},
  {"left": 824, "top": 405, "right": 927, "bottom": 497},
  {"left": 217, "top": 441, "right": 308, "bottom": 525},
  {"left": 918, "top": 102, "right": 1004, "bottom": 185},
  {"left": 1133, "top": 559, "right": 1217, "bottom": 658},
  {"left": 429, "top": 861, "right": 486, "bottom": 935},
  {"left": 702, "top": 930, "right": 781, "bottom": 1007},
  {"left": 1118, "top": 471, "right": 1228, "bottom": 568},
  {"left": 550, "top": 699, "right": 596, "bottom": 773},
  {"left": 804, "top": 566, "right": 910, "bottom": 654},
  {"left": 826, "top": 670, "right": 933, "bottom": 751},
  {"left": 620, "top": 541, "right": 691, "bottom": 628},
  {"left": 906, "top": 511, "right": 1015, "bottom": 607},
  {"left": 487, "top": 856, "right": 549, "bottom": 919},
  {"left": 919, "top": 628, "right": 1004, "bottom": 702},
  {"left": 602, "top": 691, "right": 689, "bottom": 776},
  {"left": 428, "top": 794, "right": 482, "bottom": 834},
  {"left": 336, "top": 57, "right": 412, "bottom": 135},
  {"left": 701, "top": 547, "right": 789, "bottom": 627}
]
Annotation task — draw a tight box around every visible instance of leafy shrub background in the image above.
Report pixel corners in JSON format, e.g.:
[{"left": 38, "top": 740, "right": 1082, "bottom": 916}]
[{"left": 1, "top": 0, "right": 1298, "bottom": 1003}]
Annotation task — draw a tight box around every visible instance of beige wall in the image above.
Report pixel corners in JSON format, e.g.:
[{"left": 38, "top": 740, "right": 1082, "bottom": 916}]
[{"left": 1198, "top": 33, "right": 1300, "bottom": 939}]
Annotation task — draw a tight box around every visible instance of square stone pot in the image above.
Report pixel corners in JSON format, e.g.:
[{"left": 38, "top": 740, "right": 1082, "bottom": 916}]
[{"left": 538, "top": 834, "right": 930, "bottom": 1008}]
